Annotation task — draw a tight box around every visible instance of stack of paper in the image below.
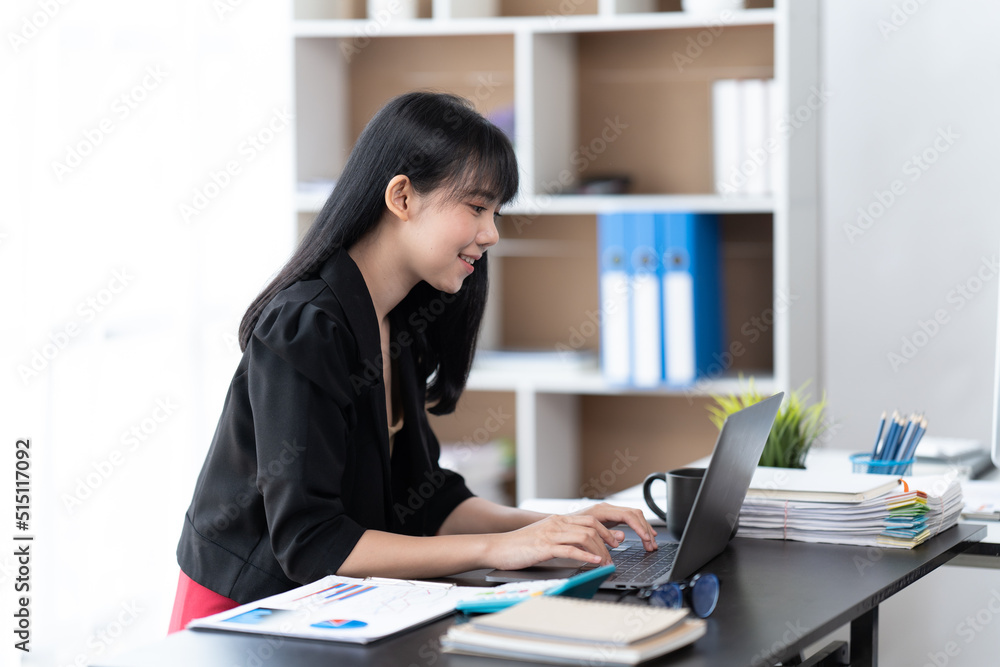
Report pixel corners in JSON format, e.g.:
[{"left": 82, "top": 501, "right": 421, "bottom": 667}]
[
  {"left": 441, "top": 596, "right": 705, "bottom": 665},
  {"left": 880, "top": 478, "right": 964, "bottom": 547},
  {"left": 738, "top": 468, "right": 963, "bottom": 549}
]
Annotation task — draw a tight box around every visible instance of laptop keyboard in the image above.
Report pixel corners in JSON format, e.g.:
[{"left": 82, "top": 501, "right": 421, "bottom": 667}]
[{"left": 603, "top": 540, "right": 679, "bottom": 584}]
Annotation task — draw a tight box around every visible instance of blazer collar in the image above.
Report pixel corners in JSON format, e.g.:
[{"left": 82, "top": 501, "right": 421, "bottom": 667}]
[
  {"left": 319, "top": 248, "right": 393, "bottom": 474},
  {"left": 319, "top": 247, "right": 381, "bottom": 366}
]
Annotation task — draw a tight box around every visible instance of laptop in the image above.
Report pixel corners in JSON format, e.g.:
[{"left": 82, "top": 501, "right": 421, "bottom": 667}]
[{"left": 486, "top": 392, "right": 783, "bottom": 590}]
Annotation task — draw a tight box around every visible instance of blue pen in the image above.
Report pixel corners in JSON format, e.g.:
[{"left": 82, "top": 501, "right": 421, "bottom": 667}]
[{"left": 871, "top": 411, "right": 887, "bottom": 459}]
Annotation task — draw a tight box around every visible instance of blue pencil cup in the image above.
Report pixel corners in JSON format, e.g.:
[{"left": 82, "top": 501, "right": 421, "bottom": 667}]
[{"left": 850, "top": 453, "right": 914, "bottom": 476}]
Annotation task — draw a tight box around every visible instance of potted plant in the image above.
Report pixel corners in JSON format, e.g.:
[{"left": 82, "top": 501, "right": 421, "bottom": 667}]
[{"left": 707, "top": 378, "right": 830, "bottom": 469}]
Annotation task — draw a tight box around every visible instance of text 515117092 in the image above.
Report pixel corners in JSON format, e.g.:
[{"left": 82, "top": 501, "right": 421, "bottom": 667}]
[{"left": 14, "top": 438, "right": 31, "bottom": 653}]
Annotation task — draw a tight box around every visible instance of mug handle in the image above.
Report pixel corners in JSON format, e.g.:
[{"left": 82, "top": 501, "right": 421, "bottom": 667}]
[{"left": 642, "top": 472, "right": 668, "bottom": 522}]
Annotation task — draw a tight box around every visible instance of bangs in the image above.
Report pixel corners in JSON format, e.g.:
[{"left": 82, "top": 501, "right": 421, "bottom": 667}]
[{"left": 438, "top": 118, "right": 519, "bottom": 209}]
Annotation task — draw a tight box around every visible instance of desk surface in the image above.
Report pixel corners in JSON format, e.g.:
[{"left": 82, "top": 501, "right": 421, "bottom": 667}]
[{"left": 98, "top": 523, "right": 984, "bottom": 667}]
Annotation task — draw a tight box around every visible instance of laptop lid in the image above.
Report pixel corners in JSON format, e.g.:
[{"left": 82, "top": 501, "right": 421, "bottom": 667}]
[{"left": 663, "top": 391, "right": 782, "bottom": 583}]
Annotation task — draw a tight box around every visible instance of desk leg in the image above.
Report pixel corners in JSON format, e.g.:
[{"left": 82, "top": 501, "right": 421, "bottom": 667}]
[{"left": 850, "top": 606, "right": 878, "bottom": 666}]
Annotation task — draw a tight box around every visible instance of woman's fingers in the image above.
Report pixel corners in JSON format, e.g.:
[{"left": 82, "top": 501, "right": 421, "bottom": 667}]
[
  {"left": 573, "top": 503, "right": 659, "bottom": 551},
  {"left": 492, "top": 510, "right": 669, "bottom": 571},
  {"left": 531, "top": 515, "right": 614, "bottom": 565},
  {"left": 561, "top": 513, "right": 623, "bottom": 549}
]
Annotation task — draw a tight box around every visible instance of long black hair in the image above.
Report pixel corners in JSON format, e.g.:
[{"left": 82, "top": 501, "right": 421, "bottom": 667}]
[{"left": 239, "top": 91, "right": 519, "bottom": 414}]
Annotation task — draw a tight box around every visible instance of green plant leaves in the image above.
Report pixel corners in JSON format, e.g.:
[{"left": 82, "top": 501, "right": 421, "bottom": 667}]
[{"left": 707, "top": 377, "right": 830, "bottom": 469}]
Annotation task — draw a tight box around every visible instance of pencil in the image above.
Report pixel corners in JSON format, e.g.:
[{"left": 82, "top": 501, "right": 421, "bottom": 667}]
[
  {"left": 871, "top": 411, "right": 887, "bottom": 458},
  {"left": 892, "top": 413, "right": 919, "bottom": 473},
  {"left": 879, "top": 411, "right": 901, "bottom": 461},
  {"left": 894, "top": 414, "right": 917, "bottom": 460},
  {"left": 904, "top": 417, "right": 927, "bottom": 459}
]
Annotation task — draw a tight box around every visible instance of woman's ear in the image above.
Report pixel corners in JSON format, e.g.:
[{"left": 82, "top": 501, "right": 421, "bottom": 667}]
[{"left": 384, "top": 174, "right": 413, "bottom": 221}]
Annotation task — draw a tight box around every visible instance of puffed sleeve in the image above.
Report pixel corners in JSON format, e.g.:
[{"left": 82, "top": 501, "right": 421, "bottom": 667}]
[{"left": 247, "top": 295, "right": 368, "bottom": 583}]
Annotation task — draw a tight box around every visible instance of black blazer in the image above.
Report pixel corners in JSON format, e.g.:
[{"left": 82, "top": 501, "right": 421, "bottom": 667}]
[{"left": 176, "top": 249, "right": 473, "bottom": 604}]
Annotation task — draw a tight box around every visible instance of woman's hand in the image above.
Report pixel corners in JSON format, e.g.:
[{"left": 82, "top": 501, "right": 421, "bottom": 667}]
[
  {"left": 568, "top": 502, "right": 659, "bottom": 553},
  {"left": 483, "top": 503, "right": 658, "bottom": 571}
]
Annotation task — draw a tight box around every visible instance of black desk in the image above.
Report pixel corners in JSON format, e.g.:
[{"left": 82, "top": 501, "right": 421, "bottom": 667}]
[{"left": 99, "top": 524, "right": 984, "bottom": 667}]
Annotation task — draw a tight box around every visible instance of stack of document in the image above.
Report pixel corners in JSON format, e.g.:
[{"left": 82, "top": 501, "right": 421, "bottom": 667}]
[{"left": 738, "top": 468, "right": 964, "bottom": 549}]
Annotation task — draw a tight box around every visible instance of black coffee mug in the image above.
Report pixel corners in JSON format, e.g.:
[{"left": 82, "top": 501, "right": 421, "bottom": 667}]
[{"left": 643, "top": 468, "right": 705, "bottom": 541}]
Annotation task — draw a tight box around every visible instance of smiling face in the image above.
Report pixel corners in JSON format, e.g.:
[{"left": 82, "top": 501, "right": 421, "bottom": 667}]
[{"left": 398, "top": 182, "right": 501, "bottom": 294}]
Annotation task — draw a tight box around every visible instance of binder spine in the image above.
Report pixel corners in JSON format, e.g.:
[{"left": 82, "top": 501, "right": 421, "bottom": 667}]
[
  {"left": 629, "top": 212, "right": 663, "bottom": 387},
  {"left": 597, "top": 213, "right": 631, "bottom": 385},
  {"left": 691, "top": 214, "right": 724, "bottom": 379},
  {"left": 659, "top": 213, "right": 724, "bottom": 386}
]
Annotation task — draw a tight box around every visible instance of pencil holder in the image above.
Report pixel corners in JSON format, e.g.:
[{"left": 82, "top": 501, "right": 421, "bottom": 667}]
[{"left": 850, "top": 453, "right": 914, "bottom": 476}]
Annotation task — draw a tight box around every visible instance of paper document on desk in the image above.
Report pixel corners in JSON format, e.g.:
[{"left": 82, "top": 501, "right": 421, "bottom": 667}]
[
  {"left": 739, "top": 475, "right": 963, "bottom": 549},
  {"left": 187, "top": 575, "right": 477, "bottom": 643},
  {"left": 747, "top": 466, "right": 902, "bottom": 503},
  {"left": 960, "top": 479, "right": 1000, "bottom": 521}
]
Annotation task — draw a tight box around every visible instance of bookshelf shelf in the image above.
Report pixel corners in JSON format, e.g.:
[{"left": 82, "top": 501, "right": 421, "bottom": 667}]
[
  {"left": 292, "top": 9, "right": 778, "bottom": 38},
  {"left": 297, "top": 192, "right": 777, "bottom": 215},
  {"left": 468, "top": 359, "right": 775, "bottom": 397},
  {"left": 291, "top": 0, "right": 818, "bottom": 502}
]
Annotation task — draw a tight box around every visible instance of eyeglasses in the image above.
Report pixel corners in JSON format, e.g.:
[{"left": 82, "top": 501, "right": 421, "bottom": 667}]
[{"left": 639, "top": 573, "right": 720, "bottom": 618}]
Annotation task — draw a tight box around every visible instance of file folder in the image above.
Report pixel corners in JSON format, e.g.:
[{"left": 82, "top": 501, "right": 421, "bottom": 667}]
[
  {"left": 597, "top": 212, "right": 630, "bottom": 384},
  {"left": 712, "top": 78, "right": 741, "bottom": 196},
  {"left": 657, "top": 213, "right": 723, "bottom": 386},
  {"left": 740, "top": 79, "right": 769, "bottom": 195},
  {"left": 628, "top": 212, "right": 663, "bottom": 387}
]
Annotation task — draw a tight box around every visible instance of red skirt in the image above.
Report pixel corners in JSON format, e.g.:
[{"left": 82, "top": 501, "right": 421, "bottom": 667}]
[{"left": 168, "top": 571, "right": 239, "bottom": 634}]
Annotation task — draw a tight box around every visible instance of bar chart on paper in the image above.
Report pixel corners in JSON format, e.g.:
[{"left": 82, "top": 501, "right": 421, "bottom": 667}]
[{"left": 188, "top": 575, "right": 475, "bottom": 643}]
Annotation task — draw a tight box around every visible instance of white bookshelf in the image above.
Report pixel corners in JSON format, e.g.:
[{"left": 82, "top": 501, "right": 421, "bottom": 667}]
[
  {"left": 293, "top": 8, "right": 778, "bottom": 37},
  {"left": 291, "top": 0, "right": 819, "bottom": 503},
  {"left": 300, "top": 192, "right": 776, "bottom": 215}
]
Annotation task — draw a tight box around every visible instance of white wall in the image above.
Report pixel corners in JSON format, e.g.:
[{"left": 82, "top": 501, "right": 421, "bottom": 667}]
[
  {"left": 821, "top": 0, "right": 1000, "bottom": 453},
  {"left": 1, "top": 1, "right": 294, "bottom": 665},
  {"left": 821, "top": 2, "right": 1000, "bottom": 665}
]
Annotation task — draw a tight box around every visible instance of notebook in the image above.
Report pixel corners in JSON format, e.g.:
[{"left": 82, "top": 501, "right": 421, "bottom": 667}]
[
  {"left": 746, "top": 466, "right": 902, "bottom": 503},
  {"left": 487, "top": 392, "right": 783, "bottom": 590},
  {"left": 441, "top": 595, "right": 706, "bottom": 665}
]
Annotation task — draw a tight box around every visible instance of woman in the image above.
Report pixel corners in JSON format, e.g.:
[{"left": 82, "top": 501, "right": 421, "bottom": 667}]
[{"left": 170, "top": 91, "right": 656, "bottom": 632}]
